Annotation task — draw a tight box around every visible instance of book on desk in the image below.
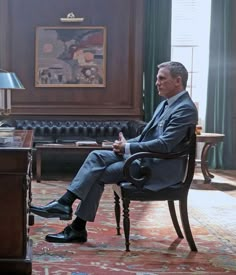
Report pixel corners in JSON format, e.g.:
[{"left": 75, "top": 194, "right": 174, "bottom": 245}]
[
  {"left": 75, "top": 141, "right": 98, "bottom": 146},
  {"left": 75, "top": 140, "right": 113, "bottom": 148}
]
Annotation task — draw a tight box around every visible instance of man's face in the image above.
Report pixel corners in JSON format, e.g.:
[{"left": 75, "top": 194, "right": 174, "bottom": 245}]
[{"left": 155, "top": 67, "right": 181, "bottom": 98}]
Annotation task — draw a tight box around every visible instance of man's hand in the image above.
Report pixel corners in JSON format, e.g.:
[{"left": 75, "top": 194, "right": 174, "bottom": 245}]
[
  {"left": 118, "top": 132, "right": 126, "bottom": 143},
  {"left": 112, "top": 132, "right": 126, "bottom": 155}
]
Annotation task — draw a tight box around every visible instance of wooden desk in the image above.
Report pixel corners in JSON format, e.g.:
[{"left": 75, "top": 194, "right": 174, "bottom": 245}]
[
  {"left": 196, "top": 133, "right": 224, "bottom": 183},
  {"left": 0, "top": 130, "right": 33, "bottom": 274}
]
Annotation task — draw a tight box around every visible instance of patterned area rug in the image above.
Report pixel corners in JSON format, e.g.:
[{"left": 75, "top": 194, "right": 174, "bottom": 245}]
[{"left": 30, "top": 179, "right": 236, "bottom": 275}]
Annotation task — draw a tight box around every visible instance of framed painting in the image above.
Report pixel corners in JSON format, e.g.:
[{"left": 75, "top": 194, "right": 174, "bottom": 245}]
[{"left": 35, "top": 26, "right": 106, "bottom": 87}]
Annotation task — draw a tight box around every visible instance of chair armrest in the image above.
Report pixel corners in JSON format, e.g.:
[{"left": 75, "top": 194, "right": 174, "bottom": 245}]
[{"left": 123, "top": 150, "right": 189, "bottom": 187}]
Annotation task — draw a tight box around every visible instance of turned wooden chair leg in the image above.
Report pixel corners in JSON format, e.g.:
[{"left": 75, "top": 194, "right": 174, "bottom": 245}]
[
  {"left": 114, "top": 192, "right": 121, "bottom": 235},
  {"left": 122, "top": 198, "right": 130, "bottom": 252},
  {"left": 179, "top": 199, "right": 198, "bottom": 252},
  {"left": 168, "top": 200, "right": 184, "bottom": 238}
]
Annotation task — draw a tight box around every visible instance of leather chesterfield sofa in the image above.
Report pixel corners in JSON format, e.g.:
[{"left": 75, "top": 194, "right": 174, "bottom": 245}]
[
  {"left": 5, "top": 118, "right": 145, "bottom": 145},
  {"left": 1, "top": 118, "right": 146, "bottom": 177}
]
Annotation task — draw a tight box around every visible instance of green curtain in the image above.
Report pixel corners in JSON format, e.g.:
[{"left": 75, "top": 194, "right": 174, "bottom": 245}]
[
  {"left": 206, "top": 0, "right": 235, "bottom": 169},
  {"left": 143, "top": 0, "right": 172, "bottom": 122}
]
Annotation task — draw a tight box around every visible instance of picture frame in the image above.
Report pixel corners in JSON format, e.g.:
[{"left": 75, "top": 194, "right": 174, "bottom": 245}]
[{"left": 35, "top": 26, "right": 107, "bottom": 88}]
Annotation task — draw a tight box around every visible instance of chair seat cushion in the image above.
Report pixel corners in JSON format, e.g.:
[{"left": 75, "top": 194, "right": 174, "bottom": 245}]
[{"left": 114, "top": 182, "right": 187, "bottom": 201}]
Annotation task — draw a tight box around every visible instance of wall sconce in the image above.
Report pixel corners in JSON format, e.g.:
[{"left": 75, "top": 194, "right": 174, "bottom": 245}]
[
  {"left": 0, "top": 70, "right": 25, "bottom": 116},
  {"left": 60, "top": 12, "right": 84, "bottom": 23}
]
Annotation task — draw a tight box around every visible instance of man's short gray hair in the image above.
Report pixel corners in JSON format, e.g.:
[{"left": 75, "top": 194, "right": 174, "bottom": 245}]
[{"left": 157, "top": 61, "right": 188, "bottom": 89}]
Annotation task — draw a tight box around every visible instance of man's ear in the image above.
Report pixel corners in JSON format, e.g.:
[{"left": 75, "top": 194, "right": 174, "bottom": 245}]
[{"left": 176, "top": 76, "right": 182, "bottom": 86}]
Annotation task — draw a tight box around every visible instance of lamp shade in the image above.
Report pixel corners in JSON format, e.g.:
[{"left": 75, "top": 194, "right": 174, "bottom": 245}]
[{"left": 0, "top": 72, "right": 25, "bottom": 89}]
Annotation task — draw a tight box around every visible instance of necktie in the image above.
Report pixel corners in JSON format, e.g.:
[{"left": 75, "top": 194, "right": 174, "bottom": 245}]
[{"left": 159, "top": 100, "right": 168, "bottom": 117}]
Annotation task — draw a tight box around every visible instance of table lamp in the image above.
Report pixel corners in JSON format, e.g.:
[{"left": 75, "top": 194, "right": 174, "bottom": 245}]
[{"left": 0, "top": 70, "right": 25, "bottom": 116}]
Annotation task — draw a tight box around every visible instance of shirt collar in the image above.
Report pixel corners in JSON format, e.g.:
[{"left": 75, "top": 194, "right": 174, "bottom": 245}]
[{"left": 166, "top": 90, "right": 187, "bottom": 106}]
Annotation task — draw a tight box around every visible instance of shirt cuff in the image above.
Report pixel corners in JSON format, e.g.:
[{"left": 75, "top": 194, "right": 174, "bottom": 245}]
[{"left": 124, "top": 143, "right": 131, "bottom": 158}]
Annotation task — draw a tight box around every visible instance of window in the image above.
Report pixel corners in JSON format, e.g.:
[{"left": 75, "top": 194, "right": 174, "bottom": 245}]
[{"left": 171, "top": 0, "right": 211, "bottom": 127}]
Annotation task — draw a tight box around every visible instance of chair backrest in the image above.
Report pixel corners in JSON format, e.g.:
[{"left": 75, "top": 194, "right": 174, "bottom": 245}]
[{"left": 181, "top": 131, "right": 196, "bottom": 191}]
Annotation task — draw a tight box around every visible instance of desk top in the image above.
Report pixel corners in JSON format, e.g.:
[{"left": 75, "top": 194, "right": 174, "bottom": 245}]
[
  {"left": 0, "top": 130, "right": 33, "bottom": 150},
  {"left": 35, "top": 143, "right": 115, "bottom": 154},
  {"left": 36, "top": 143, "right": 105, "bottom": 150},
  {"left": 36, "top": 140, "right": 114, "bottom": 150}
]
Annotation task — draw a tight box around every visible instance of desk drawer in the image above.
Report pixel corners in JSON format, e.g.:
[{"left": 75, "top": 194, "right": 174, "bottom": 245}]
[{"left": 0, "top": 151, "right": 29, "bottom": 173}]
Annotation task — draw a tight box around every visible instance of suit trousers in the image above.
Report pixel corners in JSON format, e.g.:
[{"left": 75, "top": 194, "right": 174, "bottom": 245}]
[{"left": 67, "top": 150, "right": 140, "bottom": 222}]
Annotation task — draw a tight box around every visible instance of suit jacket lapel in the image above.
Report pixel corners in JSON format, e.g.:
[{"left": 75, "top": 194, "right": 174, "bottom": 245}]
[
  {"left": 151, "top": 92, "right": 190, "bottom": 128},
  {"left": 139, "top": 101, "right": 167, "bottom": 140},
  {"left": 139, "top": 93, "right": 190, "bottom": 141}
]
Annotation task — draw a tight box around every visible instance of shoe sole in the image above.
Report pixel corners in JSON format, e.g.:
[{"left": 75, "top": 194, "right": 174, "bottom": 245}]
[
  {"left": 30, "top": 208, "right": 72, "bottom": 220},
  {"left": 45, "top": 236, "right": 87, "bottom": 243}
]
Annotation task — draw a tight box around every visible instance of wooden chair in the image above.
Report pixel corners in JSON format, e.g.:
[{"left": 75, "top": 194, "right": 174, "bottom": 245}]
[{"left": 112, "top": 131, "right": 197, "bottom": 252}]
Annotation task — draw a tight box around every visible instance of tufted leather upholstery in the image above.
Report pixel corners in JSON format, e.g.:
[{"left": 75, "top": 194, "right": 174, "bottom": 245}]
[{"left": 1, "top": 118, "right": 146, "bottom": 146}]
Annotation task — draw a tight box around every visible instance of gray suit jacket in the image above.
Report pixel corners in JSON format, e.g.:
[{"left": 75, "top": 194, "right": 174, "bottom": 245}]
[{"left": 127, "top": 92, "right": 198, "bottom": 191}]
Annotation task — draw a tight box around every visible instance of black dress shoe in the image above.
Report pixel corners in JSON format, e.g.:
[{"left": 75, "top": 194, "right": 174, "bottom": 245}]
[
  {"left": 30, "top": 200, "right": 72, "bottom": 220},
  {"left": 45, "top": 225, "right": 87, "bottom": 243}
]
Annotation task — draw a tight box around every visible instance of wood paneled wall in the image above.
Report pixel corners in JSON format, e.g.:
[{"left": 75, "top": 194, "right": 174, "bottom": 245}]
[{"left": 0, "top": 0, "right": 144, "bottom": 119}]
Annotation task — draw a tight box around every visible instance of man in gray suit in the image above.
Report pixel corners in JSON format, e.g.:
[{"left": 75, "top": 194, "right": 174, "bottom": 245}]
[{"left": 30, "top": 61, "right": 198, "bottom": 243}]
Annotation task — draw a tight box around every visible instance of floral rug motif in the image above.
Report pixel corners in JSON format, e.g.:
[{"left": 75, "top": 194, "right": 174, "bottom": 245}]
[{"left": 30, "top": 180, "right": 236, "bottom": 274}]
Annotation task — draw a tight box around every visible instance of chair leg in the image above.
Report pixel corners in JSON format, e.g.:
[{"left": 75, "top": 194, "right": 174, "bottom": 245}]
[
  {"left": 122, "top": 198, "right": 130, "bottom": 252},
  {"left": 179, "top": 199, "right": 198, "bottom": 252},
  {"left": 114, "top": 192, "right": 121, "bottom": 235},
  {"left": 168, "top": 200, "right": 184, "bottom": 238}
]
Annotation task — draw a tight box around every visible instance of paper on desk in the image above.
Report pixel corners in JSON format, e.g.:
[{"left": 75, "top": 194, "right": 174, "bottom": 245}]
[{"left": 75, "top": 141, "right": 98, "bottom": 146}]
